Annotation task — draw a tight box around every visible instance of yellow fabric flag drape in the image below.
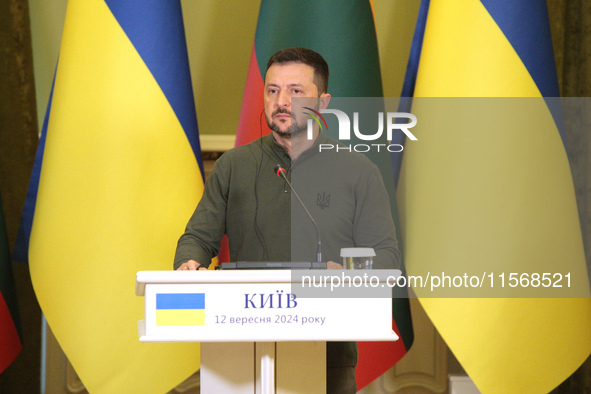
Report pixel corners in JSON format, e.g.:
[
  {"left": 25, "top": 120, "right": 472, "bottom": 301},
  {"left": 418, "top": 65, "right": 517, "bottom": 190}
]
[
  {"left": 29, "top": 1, "right": 203, "bottom": 392},
  {"left": 398, "top": 0, "right": 591, "bottom": 393}
]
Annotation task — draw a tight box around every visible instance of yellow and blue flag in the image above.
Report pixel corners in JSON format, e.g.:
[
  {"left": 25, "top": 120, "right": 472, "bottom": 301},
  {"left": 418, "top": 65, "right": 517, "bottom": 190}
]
[
  {"left": 17, "top": 0, "right": 204, "bottom": 392},
  {"left": 397, "top": 0, "right": 591, "bottom": 393},
  {"left": 156, "top": 293, "right": 206, "bottom": 326}
]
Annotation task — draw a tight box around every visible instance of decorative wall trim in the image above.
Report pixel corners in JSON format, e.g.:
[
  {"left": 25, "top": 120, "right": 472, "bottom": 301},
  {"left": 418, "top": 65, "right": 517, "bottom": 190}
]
[{"left": 200, "top": 134, "right": 235, "bottom": 152}]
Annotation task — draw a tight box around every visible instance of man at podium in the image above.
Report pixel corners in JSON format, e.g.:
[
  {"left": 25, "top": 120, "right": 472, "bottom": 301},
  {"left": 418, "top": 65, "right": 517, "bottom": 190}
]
[{"left": 174, "top": 47, "right": 400, "bottom": 393}]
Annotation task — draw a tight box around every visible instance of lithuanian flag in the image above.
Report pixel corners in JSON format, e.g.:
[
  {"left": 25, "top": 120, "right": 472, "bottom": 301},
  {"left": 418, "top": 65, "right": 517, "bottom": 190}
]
[
  {"left": 22, "top": 0, "right": 204, "bottom": 392},
  {"left": 235, "top": 0, "right": 413, "bottom": 389},
  {"left": 398, "top": 0, "right": 591, "bottom": 392}
]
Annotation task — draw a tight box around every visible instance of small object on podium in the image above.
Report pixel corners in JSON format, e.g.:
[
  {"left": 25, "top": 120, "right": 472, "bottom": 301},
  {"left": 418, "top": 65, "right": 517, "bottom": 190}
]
[
  {"left": 340, "top": 247, "right": 375, "bottom": 269},
  {"left": 220, "top": 261, "right": 327, "bottom": 270}
]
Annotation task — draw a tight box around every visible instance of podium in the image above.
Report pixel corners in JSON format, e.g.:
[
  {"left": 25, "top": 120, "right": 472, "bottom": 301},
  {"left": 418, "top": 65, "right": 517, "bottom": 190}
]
[{"left": 136, "top": 270, "right": 399, "bottom": 393}]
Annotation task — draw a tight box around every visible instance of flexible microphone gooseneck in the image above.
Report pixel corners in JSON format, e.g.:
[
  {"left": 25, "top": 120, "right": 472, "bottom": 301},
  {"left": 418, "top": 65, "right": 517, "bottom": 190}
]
[{"left": 274, "top": 165, "right": 322, "bottom": 263}]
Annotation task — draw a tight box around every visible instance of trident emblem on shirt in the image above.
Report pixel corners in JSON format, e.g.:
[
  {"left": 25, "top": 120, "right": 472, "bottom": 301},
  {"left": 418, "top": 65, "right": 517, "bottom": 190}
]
[{"left": 317, "top": 192, "right": 330, "bottom": 209}]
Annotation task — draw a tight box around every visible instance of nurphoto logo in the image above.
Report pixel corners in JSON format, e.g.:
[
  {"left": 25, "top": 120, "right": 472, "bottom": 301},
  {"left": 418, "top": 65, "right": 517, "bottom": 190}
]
[{"left": 305, "top": 108, "right": 418, "bottom": 153}]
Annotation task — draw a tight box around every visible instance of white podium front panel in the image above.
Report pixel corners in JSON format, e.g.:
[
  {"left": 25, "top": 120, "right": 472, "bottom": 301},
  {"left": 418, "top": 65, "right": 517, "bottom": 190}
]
[{"left": 136, "top": 270, "right": 398, "bottom": 343}]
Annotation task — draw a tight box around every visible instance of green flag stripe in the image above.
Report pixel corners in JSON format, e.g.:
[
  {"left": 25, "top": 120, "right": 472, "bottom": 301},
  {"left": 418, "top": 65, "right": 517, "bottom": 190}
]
[{"left": 254, "top": 0, "right": 382, "bottom": 97}]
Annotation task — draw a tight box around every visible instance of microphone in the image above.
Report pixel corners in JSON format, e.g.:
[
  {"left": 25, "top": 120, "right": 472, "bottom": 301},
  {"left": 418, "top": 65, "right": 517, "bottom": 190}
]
[{"left": 274, "top": 165, "right": 322, "bottom": 263}]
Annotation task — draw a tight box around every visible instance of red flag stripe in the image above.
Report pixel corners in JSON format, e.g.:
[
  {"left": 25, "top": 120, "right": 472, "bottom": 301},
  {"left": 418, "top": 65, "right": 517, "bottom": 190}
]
[
  {"left": 235, "top": 44, "right": 272, "bottom": 147},
  {"left": 356, "top": 317, "right": 407, "bottom": 387},
  {"left": 0, "top": 291, "right": 21, "bottom": 373}
]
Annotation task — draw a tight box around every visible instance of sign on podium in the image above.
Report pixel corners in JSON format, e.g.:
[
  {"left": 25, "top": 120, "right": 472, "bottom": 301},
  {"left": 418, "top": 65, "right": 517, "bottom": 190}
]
[{"left": 136, "top": 270, "right": 399, "bottom": 393}]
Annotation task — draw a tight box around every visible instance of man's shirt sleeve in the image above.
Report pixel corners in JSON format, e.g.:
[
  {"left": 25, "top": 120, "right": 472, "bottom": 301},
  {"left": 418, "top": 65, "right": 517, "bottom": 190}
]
[{"left": 174, "top": 157, "right": 229, "bottom": 269}]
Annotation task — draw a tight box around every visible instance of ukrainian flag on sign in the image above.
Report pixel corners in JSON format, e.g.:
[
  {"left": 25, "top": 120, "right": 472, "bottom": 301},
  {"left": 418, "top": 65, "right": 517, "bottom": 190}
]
[{"left": 157, "top": 293, "right": 206, "bottom": 326}]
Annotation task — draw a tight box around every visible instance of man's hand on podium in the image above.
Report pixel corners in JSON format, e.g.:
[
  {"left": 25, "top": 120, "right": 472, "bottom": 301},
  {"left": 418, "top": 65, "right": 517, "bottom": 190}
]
[
  {"left": 177, "top": 260, "right": 342, "bottom": 270},
  {"left": 326, "top": 261, "right": 344, "bottom": 270},
  {"left": 177, "top": 260, "right": 207, "bottom": 271}
]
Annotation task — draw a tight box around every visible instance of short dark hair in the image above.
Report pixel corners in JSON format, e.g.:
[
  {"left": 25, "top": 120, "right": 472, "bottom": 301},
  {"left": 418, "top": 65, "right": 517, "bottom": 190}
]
[{"left": 266, "top": 47, "right": 329, "bottom": 94}]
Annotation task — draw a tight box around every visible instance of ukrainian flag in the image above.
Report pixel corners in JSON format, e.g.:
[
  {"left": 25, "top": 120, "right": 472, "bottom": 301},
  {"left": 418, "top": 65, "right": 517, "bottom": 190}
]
[
  {"left": 25, "top": 1, "right": 204, "bottom": 392},
  {"left": 156, "top": 293, "right": 206, "bottom": 326},
  {"left": 398, "top": 0, "right": 591, "bottom": 393}
]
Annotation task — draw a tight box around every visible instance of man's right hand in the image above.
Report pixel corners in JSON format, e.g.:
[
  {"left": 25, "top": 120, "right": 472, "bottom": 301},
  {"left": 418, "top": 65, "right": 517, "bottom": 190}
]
[{"left": 177, "top": 260, "right": 207, "bottom": 271}]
